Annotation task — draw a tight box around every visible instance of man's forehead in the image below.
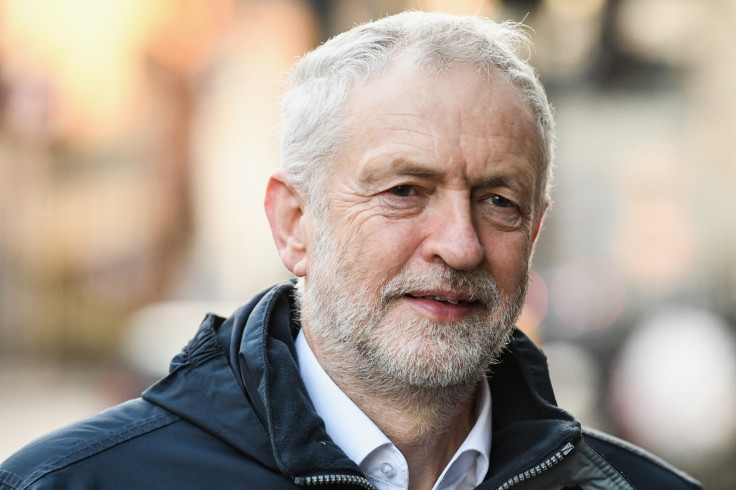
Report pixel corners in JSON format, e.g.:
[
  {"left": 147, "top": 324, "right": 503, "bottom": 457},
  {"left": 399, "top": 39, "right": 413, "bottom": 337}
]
[
  {"left": 345, "top": 55, "right": 534, "bottom": 126},
  {"left": 345, "top": 63, "right": 537, "bottom": 144},
  {"left": 324, "top": 58, "right": 544, "bottom": 213}
]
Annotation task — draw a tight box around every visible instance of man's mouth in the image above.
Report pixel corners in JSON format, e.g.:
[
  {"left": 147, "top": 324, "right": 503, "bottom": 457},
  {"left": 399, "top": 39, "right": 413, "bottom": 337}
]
[{"left": 405, "top": 294, "right": 476, "bottom": 306}]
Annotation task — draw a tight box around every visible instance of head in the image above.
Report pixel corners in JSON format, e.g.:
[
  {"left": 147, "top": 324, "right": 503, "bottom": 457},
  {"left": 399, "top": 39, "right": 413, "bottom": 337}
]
[{"left": 266, "top": 11, "right": 553, "bottom": 396}]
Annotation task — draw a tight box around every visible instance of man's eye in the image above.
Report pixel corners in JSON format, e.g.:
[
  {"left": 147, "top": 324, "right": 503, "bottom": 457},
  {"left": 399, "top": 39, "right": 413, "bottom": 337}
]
[
  {"left": 481, "top": 194, "right": 522, "bottom": 228},
  {"left": 488, "top": 194, "right": 514, "bottom": 208},
  {"left": 390, "top": 185, "right": 414, "bottom": 197}
]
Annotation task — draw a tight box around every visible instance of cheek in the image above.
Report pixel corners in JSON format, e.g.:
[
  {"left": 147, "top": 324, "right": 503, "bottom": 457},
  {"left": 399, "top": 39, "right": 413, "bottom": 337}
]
[
  {"left": 482, "top": 232, "right": 532, "bottom": 288},
  {"left": 347, "top": 220, "right": 424, "bottom": 278}
]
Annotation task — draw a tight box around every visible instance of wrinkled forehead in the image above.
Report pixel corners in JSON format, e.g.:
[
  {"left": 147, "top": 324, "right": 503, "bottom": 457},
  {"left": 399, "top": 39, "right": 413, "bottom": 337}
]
[
  {"left": 345, "top": 53, "right": 536, "bottom": 131},
  {"left": 338, "top": 57, "right": 544, "bottom": 191}
]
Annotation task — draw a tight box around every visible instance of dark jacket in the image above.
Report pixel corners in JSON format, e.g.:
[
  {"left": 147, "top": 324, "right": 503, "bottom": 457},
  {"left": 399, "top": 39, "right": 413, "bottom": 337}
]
[{"left": 0, "top": 281, "right": 702, "bottom": 489}]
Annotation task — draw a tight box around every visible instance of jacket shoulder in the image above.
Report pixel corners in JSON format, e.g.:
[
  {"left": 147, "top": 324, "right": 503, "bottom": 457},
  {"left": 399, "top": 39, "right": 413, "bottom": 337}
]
[
  {"left": 0, "top": 398, "right": 178, "bottom": 489},
  {"left": 0, "top": 397, "right": 299, "bottom": 490},
  {"left": 582, "top": 427, "right": 702, "bottom": 490}
]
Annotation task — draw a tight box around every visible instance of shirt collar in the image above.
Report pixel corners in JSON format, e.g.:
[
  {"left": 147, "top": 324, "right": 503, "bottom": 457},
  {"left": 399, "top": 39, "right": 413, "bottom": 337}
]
[
  {"left": 295, "top": 330, "right": 492, "bottom": 487},
  {"left": 296, "top": 330, "right": 391, "bottom": 465},
  {"left": 444, "top": 373, "right": 492, "bottom": 486}
]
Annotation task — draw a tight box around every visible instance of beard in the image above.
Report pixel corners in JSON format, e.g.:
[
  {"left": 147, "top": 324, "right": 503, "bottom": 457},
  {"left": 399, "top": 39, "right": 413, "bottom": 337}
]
[{"left": 298, "top": 217, "right": 528, "bottom": 395}]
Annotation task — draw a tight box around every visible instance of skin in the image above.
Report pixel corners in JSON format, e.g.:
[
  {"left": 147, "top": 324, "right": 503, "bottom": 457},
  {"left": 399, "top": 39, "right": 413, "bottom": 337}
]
[{"left": 266, "top": 57, "right": 547, "bottom": 490}]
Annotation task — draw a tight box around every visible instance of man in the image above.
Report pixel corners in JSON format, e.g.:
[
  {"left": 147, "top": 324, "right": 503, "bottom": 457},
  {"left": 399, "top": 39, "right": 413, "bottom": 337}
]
[{"left": 0, "top": 11, "right": 702, "bottom": 490}]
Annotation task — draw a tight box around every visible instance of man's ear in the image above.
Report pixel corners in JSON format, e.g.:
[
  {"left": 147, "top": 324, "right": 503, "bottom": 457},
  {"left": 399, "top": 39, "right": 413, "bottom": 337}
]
[{"left": 264, "top": 170, "right": 311, "bottom": 277}]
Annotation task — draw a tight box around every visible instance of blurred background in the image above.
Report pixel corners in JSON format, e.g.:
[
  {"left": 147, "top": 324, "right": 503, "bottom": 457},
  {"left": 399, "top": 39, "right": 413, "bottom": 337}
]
[{"left": 0, "top": 0, "right": 734, "bottom": 486}]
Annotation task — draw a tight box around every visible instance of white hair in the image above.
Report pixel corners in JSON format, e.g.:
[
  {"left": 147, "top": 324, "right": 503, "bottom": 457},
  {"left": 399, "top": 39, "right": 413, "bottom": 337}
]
[{"left": 280, "top": 10, "right": 555, "bottom": 216}]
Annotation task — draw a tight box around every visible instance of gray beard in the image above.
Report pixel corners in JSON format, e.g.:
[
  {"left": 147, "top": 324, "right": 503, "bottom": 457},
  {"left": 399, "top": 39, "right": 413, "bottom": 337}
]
[{"left": 298, "top": 218, "right": 528, "bottom": 402}]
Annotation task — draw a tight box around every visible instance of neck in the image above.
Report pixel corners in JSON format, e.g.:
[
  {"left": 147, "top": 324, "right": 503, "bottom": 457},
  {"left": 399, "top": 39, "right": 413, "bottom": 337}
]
[{"left": 303, "top": 327, "right": 481, "bottom": 489}]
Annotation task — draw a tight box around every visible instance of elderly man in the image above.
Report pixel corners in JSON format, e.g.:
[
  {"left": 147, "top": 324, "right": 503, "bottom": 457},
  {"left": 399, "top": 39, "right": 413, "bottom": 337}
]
[{"left": 0, "top": 11, "right": 701, "bottom": 490}]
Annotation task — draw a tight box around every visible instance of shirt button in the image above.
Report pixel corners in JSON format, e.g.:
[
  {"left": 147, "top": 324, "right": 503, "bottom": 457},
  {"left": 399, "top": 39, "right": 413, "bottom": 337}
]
[{"left": 380, "top": 462, "right": 397, "bottom": 478}]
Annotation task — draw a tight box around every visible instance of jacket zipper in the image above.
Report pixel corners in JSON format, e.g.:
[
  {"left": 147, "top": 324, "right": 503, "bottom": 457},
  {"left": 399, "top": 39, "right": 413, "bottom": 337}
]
[
  {"left": 295, "top": 442, "right": 575, "bottom": 489},
  {"left": 294, "top": 473, "right": 377, "bottom": 489},
  {"left": 495, "top": 442, "right": 575, "bottom": 490}
]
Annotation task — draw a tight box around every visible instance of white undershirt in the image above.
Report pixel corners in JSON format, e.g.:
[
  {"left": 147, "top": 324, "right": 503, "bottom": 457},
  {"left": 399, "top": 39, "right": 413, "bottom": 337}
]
[{"left": 295, "top": 330, "right": 492, "bottom": 490}]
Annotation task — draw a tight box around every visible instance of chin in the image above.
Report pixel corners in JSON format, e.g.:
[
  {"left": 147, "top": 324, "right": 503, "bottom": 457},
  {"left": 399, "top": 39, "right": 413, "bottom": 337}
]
[{"left": 371, "top": 330, "right": 496, "bottom": 389}]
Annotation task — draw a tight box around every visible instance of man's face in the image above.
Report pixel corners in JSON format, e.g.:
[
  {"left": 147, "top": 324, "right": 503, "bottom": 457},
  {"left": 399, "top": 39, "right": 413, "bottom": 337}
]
[{"left": 301, "top": 58, "right": 545, "bottom": 389}]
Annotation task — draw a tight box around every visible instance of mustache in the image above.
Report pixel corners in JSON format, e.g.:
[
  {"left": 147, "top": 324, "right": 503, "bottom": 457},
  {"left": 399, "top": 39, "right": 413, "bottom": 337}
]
[{"left": 380, "top": 266, "right": 501, "bottom": 307}]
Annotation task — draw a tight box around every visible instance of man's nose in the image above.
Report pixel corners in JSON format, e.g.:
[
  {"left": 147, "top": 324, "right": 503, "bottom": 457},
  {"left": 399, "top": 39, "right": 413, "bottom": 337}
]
[{"left": 421, "top": 198, "right": 484, "bottom": 270}]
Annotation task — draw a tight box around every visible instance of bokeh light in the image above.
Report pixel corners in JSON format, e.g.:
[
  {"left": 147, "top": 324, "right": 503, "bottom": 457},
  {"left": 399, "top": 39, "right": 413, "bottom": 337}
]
[
  {"left": 550, "top": 257, "right": 627, "bottom": 331},
  {"left": 611, "top": 307, "right": 736, "bottom": 462}
]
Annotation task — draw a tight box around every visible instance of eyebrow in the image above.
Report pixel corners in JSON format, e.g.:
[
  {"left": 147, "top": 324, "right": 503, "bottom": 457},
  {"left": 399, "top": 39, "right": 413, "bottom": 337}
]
[
  {"left": 475, "top": 175, "right": 514, "bottom": 189},
  {"left": 358, "top": 159, "right": 439, "bottom": 185}
]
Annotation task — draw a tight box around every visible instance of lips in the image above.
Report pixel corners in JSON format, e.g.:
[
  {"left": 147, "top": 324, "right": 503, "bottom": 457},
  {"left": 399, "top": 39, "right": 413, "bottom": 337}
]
[
  {"left": 405, "top": 288, "right": 478, "bottom": 305},
  {"left": 408, "top": 294, "right": 473, "bottom": 305},
  {"left": 400, "top": 291, "right": 479, "bottom": 322},
  {"left": 379, "top": 269, "right": 496, "bottom": 322}
]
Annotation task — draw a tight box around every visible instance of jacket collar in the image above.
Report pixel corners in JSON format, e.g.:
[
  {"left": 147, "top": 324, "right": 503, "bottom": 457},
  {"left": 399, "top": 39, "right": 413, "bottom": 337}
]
[
  {"left": 143, "top": 281, "right": 361, "bottom": 480},
  {"left": 482, "top": 329, "right": 581, "bottom": 487},
  {"left": 143, "top": 281, "right": 581, "bottom": 484}
]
